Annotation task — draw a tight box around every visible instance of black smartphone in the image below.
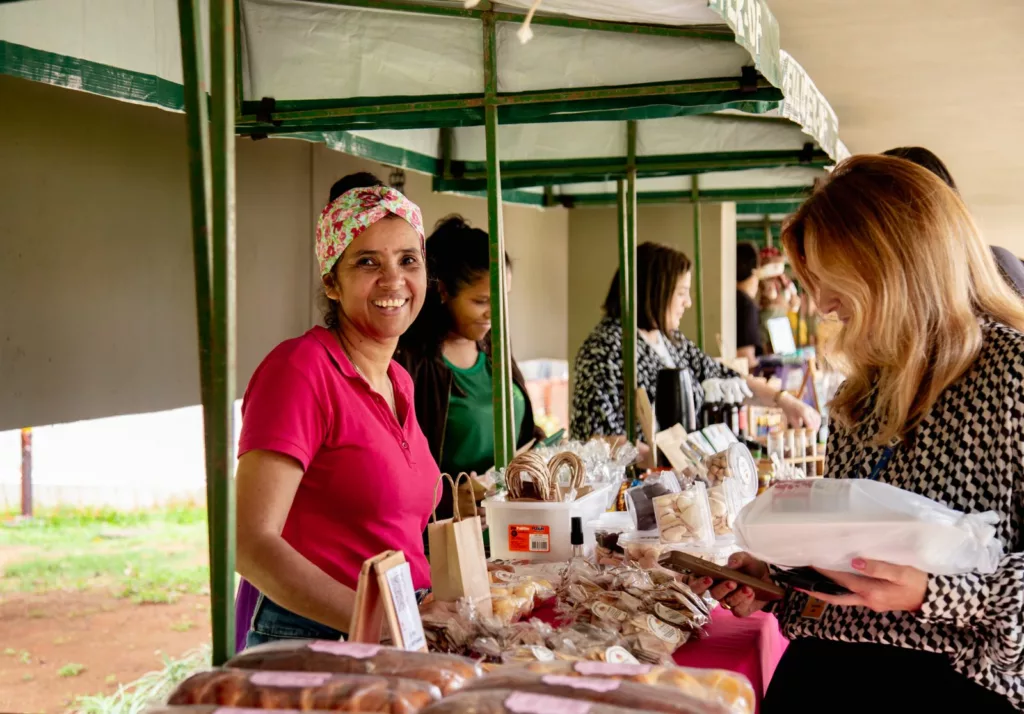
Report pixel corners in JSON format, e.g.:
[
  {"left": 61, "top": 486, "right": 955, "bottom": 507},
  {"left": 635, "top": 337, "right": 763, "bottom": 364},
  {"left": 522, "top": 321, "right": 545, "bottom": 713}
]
[{"left": 770, "top": 566, "right": 852, "bottom": 596}]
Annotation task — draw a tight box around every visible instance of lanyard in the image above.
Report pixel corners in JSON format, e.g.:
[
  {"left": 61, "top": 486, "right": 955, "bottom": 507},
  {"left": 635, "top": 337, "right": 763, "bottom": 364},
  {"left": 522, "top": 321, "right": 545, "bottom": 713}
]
[{"left": 867, "top": 446, "right": 894, "bottom": 481}]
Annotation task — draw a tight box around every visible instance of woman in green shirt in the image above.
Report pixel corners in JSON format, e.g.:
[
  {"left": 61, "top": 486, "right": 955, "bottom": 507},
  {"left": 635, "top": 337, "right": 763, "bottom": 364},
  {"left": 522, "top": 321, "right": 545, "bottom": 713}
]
[{"left": 396, "top": 215, "right": 544, "bottom": 525}]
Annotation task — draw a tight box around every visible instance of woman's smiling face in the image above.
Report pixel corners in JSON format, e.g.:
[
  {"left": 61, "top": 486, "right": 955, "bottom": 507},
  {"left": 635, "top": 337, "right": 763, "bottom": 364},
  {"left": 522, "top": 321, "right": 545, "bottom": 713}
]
[{"left": 324, "top": 217, "right": 427, "bottom": 341}]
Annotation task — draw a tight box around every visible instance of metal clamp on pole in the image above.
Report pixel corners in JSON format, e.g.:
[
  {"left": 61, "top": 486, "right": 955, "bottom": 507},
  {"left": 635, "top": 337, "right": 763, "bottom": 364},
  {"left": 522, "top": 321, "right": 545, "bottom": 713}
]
[{"left": 740, "top": 66, "right": 759, "bottom": 93}]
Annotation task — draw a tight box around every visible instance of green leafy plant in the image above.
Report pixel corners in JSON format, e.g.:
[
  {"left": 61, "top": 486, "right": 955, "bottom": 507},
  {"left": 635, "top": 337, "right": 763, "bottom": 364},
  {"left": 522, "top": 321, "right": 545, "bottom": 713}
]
[
  {"left": 74, "top": 646, "right": 210, "bottom": 714},
  {"left": 58, "top": 663, "right": 86, "bottom": 678}
]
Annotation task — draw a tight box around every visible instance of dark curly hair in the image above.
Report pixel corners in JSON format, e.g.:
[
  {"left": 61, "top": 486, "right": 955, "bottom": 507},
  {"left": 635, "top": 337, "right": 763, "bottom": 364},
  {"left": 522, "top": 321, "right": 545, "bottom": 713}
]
[
  {"left": 400, "top": 214, "right": 511, "bottom": 352},
  {"left": 320, "top": 172, "right": 388, "bottom": 331}
]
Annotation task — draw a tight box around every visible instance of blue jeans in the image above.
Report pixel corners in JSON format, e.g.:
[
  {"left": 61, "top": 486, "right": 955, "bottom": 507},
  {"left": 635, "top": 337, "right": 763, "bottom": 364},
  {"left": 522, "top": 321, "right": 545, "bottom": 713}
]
[
  {"left": 243, "top": 589, "right": 432, "bottom": 649},
  {"left": 245, "top": 594, "right": 345, "bottom": 649}
]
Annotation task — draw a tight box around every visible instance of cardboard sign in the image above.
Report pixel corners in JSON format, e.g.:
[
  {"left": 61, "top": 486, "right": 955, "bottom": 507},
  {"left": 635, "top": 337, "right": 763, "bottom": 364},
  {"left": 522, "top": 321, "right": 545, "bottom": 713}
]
[
  {"left": 349, "top": 550, "right": 427, "bottom": 652},
  {"left": 636, "top": 387, "right": 657, "bottom": 464}
]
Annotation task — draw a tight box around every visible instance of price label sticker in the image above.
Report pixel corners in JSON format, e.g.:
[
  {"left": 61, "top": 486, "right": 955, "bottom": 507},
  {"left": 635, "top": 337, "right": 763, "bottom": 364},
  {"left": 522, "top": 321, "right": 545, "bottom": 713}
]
[
  {"left": 509, "top": 525, "right": 551, "bottom": 553},
  {"left": 384, "top": 561, "right": 426, "bottom": 651}
]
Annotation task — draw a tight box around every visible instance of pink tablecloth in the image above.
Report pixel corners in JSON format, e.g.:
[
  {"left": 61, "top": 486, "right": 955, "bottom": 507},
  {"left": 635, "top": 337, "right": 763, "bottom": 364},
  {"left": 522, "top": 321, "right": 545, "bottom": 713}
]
[{"left": 673, "top": 607, "right": 788, "bottom": 712}]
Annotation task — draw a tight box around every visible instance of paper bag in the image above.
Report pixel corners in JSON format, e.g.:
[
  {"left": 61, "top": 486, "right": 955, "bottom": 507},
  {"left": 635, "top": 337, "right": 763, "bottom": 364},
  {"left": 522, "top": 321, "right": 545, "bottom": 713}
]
[{"left": 427, "top": 473, "right": 493, "bottom": 615}]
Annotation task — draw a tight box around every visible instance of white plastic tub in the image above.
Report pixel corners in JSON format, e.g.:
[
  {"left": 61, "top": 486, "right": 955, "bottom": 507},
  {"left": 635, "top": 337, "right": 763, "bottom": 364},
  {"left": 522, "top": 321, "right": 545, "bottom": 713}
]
[{"left": 484, "top": 484, "right": 615, "bottom": 562}]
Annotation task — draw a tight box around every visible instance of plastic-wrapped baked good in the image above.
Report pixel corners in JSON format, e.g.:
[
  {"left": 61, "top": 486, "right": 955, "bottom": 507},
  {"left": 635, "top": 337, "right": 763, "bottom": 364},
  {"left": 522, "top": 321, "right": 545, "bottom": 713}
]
[
  {"left": 225, "top": 641, "right": 481, "bottom": 695},
  {"left": 420, "top": 689, "right": 673, "bottom": 714},
  {"left": 508, "top": 661, "right": 755, "bottom": 714},
  {"left": 464, "top": 672, "right": 730, "bottom": 713},
  {"left": 166, "top": 669, "right": 440, "bottom": 713},
  {"left": 653, "top": 483, "right": 714, "bottom": 547}
]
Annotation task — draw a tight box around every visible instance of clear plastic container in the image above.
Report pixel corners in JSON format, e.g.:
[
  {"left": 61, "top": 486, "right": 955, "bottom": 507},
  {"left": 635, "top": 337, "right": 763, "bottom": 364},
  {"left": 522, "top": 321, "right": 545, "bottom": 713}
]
[
  {"left": 707, "top": 478, "right": 743, "bottom": 536},
  {"left": 653, "top": 482, "right": 714, "bottom": 548},
  {"left": 625, "top": 471, "right": 681, "bottom": 532},
  {"left": 485, "top": 484, "right": 616, "bottom": 562}
]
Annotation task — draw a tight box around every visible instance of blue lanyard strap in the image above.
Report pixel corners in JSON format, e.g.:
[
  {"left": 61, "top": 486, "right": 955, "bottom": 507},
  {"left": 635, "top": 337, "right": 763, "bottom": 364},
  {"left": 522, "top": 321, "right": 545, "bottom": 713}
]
[{"left": 867, "top": 446, "right": 894, "bottom": 481}]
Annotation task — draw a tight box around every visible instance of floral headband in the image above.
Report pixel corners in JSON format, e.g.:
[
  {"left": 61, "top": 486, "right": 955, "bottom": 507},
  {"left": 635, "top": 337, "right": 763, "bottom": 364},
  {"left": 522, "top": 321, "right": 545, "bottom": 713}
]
[{"left": 315, "top": 185, "right": 425, "bottom": 276}]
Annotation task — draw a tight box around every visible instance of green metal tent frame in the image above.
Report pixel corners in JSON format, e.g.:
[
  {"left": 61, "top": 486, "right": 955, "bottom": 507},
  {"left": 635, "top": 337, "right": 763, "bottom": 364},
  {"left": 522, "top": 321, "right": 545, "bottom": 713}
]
[{"left": 170, "top": 0, "right": 837, "bottom": 666}]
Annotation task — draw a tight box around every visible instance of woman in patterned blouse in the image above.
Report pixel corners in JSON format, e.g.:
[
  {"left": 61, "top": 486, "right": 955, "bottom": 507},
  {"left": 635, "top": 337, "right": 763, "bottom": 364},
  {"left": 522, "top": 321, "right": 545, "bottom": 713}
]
[
  {"left": 570, "top": 241, "right": 819, "bottom": 442},
  {"left": 701, "top": 156, "right": 1024, "bottom": 711}
]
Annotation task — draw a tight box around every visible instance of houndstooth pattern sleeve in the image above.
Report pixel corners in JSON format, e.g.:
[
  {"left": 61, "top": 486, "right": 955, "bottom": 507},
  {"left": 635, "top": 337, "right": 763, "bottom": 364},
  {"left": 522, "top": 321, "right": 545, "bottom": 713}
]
[
  {"left": 773, "top": 321, "right": 1024, "bottom": 710},
  {"left": 571, "top": 319, "right": 627, "bottom": 439}
]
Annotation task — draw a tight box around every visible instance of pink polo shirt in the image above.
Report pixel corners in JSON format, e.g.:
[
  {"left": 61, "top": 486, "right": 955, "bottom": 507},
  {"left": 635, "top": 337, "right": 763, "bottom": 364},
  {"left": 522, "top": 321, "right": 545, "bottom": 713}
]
[{"left": 238, "top": 326, "right": 438, "bottom": 591}]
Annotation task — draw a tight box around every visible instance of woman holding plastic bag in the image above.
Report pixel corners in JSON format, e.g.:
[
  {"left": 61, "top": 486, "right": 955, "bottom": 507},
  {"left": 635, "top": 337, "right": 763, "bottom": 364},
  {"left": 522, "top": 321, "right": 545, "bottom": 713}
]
[{"left": 694, "top": 156, "right": 1024, "bottom": 711}]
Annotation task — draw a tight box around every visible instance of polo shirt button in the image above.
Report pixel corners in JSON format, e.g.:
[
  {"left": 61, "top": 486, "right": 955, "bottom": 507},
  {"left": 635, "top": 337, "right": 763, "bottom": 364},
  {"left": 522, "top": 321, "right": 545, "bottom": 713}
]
[{"left": 402, "top": 441, "right": 409, "bottom": 449}]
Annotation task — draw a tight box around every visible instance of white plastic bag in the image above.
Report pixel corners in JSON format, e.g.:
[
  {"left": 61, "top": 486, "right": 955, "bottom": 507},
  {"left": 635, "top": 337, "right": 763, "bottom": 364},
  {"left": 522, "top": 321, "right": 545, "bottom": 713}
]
[{"left": 733, "top": 479, "right": 1004, "bottom": 575}]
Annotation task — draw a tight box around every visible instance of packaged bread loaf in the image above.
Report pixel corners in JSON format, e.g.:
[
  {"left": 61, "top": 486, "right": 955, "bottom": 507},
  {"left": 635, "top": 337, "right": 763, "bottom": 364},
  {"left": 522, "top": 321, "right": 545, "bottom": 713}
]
[
  {"left": 419, "top": 689, "right": 664, "bottom": 714},
  {"left": 464, "top": 669, "right": 729, "bottom": 713},
  {"left": 167, "top": 669, "right": 440, "bottom": 712},
  {"left": 225, "top": 641, "right": 481, "bottom": 695},
  {"left": 507, "top": 661, "right": 755, "bottom": 714}
]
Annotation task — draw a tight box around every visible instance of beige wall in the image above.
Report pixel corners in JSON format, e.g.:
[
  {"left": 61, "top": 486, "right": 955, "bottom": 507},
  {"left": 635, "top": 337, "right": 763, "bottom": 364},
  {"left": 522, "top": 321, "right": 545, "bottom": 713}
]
[
  {"left": 0, "top": 75, "right": 569, "bottom": 431},
  {"left": 567, "top": 202, "right": 736, "bottom": 386}
]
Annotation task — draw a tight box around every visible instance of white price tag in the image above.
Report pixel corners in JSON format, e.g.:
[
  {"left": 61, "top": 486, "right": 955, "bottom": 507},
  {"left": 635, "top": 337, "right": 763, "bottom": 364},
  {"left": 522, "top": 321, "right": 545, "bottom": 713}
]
[{"left": 383, "top": 561, "right": 426, "bottom": 651}]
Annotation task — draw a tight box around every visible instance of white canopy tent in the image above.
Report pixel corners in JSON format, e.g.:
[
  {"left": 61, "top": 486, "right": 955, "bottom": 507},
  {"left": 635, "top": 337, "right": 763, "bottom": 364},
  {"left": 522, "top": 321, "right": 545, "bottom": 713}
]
[{"left": 0, "top": 0, "right": 848, "bottom": 664}]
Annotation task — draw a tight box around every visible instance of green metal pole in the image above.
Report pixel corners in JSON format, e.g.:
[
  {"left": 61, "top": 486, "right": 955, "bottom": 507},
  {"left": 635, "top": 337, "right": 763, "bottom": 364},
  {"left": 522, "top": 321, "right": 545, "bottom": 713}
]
[
  {"left": 691, "top": 176, "right": 705, "bottom": 350},
  {"left": 619, "top": 121, "right": 638, "bottom": 444},
  {"left": 209, "top": 0, "right": 238, "bottom": 665},
  {"left": 483, "top": 9, "right": 515, "bottom": 467},
  {"left": 177, "top": 0, "right": 213, "bottom": 412}
]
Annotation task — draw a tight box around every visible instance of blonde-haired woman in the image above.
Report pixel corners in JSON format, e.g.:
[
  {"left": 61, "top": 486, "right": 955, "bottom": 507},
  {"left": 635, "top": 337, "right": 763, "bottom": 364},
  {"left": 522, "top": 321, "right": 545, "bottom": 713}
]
[{"left": 696, "top": 155, "right": 1023, "bottom": 711}]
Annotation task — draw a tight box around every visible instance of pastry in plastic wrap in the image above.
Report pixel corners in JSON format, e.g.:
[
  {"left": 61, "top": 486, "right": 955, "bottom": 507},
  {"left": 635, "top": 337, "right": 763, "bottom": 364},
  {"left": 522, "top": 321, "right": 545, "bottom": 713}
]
[
  {"left": 166, "top": 669, "right": 440, "bottom": 713},
  {"left": 225, "top": 641, "right": 481, "bottom": 695},
  {"left": 419, "top": 690, "right": 672, "bottom": 714},
  {"left": 508, "top": 661, "right": 755, "bottom": 714},
  {"left": 464, "top": 671, "right": 730, "bottom": 714}
]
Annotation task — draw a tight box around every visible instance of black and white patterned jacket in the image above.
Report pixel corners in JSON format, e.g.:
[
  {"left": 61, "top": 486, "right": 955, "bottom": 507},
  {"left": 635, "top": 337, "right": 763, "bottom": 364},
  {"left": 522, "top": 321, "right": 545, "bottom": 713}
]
[
  {"left": 570, "top": 316, "right": 737, "bottom": 439},
  {"left": 775, "top": 320, "right": 1024, "bottom": 709}
]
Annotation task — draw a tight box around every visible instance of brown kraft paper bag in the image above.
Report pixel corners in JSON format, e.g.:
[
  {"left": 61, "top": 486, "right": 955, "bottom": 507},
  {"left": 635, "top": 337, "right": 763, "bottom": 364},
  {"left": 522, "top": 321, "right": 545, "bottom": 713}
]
[{"left": 427, "top": 473, "right": 493, "bottom": 615}]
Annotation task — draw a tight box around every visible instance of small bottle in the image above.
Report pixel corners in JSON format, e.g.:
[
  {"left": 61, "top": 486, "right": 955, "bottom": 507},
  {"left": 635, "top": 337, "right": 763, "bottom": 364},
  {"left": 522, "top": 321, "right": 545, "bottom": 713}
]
[
  {"left": 738, "top": 405, "right": 749, "bottom": 440},
  {"left": 571, "top": 516, "right": 585, "bottom": 559},
  {"left": 794, "top": 429, "right": 807, "bottom": 470},
  {"left": 767, "top": 432, "right": 785, "bottom": 462},
  {"left": 804, "top": 428, "right": 817, "bottom": 477}
]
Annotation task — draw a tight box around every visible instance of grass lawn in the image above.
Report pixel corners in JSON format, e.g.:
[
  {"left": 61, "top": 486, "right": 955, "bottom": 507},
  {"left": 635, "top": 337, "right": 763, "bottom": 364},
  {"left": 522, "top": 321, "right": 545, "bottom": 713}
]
[
  {"left": 0, "top": 505, "right": 209, "bottom": 602},
  {"left": 0, "top": 505, "right": 214, "bottom": 714}
]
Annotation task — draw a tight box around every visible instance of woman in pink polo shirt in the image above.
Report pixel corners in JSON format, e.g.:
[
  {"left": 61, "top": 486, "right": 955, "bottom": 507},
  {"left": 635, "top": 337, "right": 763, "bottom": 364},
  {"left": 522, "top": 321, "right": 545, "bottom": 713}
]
[{"left": 233, "top": 173, "right": 437, "bottom": 648}]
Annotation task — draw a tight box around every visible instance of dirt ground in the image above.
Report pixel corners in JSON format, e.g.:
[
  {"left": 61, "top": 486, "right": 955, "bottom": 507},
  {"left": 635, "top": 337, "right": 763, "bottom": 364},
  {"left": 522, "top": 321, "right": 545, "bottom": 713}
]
[{"left": 0, "top": 589, "right": 211, "bottom": 714}]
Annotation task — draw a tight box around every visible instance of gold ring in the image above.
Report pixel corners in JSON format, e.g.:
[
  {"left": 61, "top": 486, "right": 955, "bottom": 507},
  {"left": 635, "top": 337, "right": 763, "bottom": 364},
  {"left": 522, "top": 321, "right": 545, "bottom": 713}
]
[{"left": 721, "top": 601, "right": 733, "bottom": 611}]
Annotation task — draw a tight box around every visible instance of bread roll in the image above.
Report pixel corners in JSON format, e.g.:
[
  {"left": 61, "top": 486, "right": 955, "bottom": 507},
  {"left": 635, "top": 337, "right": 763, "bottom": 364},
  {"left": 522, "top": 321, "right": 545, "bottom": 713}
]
[
  {"left": 226, "top": 641, "right": 481, "bottom": 695},
  {"left": 166, "top": 668, "right": 439, "bottom": 713}
]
